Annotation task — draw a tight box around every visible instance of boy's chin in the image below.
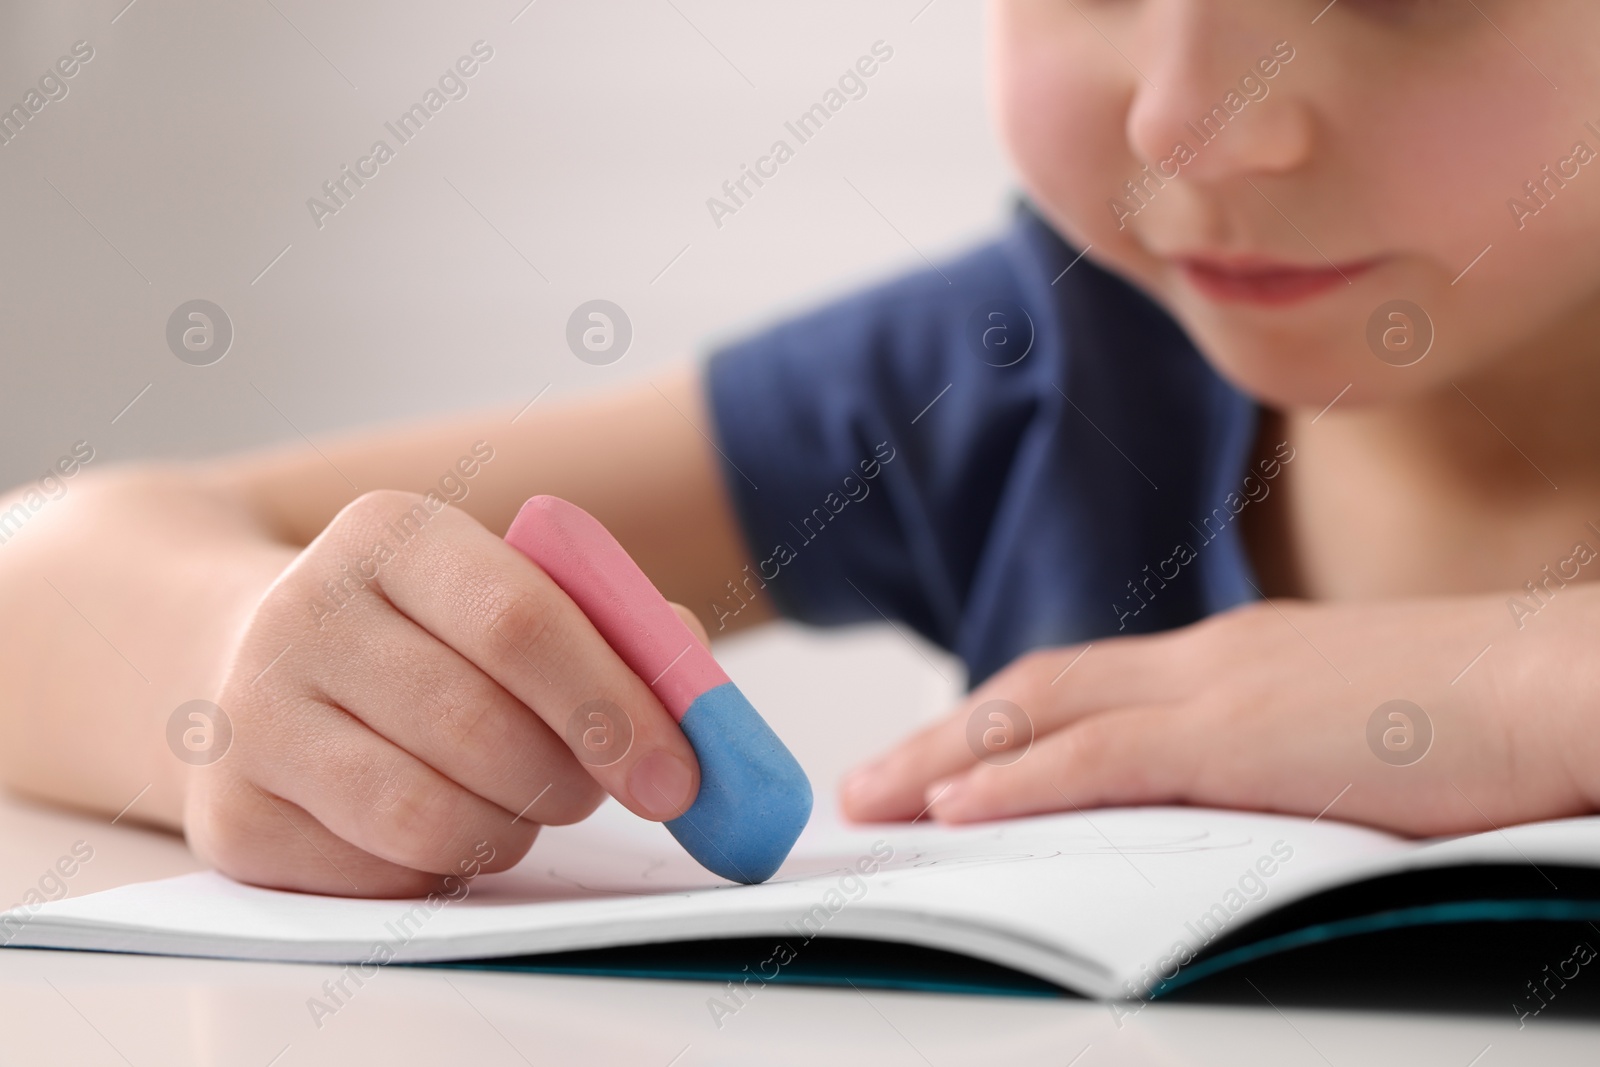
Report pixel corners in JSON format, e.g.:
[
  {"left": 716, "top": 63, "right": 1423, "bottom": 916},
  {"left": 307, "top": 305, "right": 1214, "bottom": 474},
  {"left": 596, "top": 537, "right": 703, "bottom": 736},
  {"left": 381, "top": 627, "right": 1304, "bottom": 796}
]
[{"left": 1190, "top": 333, "right": 1442, "bottom": 414}]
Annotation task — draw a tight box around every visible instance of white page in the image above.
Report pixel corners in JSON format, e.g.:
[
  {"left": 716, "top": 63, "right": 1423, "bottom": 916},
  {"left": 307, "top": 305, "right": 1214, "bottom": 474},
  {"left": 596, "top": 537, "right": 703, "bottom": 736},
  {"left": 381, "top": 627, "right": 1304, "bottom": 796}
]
[{"left": 5, "top": 803, "right": 1427, "bottom": 997}]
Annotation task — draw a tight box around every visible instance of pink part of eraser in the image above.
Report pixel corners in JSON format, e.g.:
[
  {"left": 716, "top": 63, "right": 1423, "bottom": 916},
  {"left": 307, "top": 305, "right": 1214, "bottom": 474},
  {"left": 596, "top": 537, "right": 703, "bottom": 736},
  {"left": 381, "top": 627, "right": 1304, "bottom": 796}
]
[{"left": 502, "top": 496, "right": 728, "bottom": 721}]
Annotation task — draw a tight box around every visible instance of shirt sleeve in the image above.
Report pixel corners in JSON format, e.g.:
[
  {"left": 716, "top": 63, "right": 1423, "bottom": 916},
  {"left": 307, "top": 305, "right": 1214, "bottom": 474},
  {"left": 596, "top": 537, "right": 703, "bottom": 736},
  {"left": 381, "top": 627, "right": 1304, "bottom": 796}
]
[{"left": 703, "top": 220, "right": 1064, "bottom": 652}]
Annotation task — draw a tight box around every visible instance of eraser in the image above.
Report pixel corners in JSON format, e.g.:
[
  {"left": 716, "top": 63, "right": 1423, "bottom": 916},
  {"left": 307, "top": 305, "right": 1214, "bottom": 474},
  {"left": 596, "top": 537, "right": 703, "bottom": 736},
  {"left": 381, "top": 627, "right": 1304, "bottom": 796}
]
[{"left": 504, "top": 495, "right": 812, "bottom": 883}]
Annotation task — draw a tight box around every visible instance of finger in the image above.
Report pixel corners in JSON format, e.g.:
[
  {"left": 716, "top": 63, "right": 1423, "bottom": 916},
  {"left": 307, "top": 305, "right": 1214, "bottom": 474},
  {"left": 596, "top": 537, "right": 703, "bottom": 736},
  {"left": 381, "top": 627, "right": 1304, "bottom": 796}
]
[
  {"left": 840, "top": 712, "right": 981, "bottom": 822},
  {"left": 187, "top": 779, "right": 519, "bottom": 898},
  {"left": 925, "top": 704, "right": 1196, "bottom": 823},
  {"left": 671, "top": 601, "right": 712, "bottom": 650},
  {"left": 310, "top": 605, "right": 603, "bottom": 826},
  {"left": 840, "top": 638, "right": 1188, "bottom": 821},
  {"left": 318, "top": 492, "right": 699, "bottom": 823},
  {"left": 244, "top": 692, "right": 541, "bottom": 875}
]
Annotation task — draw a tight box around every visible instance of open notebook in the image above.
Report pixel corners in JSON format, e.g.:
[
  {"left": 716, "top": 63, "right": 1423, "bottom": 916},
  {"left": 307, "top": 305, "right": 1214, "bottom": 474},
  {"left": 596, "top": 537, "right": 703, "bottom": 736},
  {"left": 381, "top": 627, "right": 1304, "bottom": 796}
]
[{"left": 7, "top": 802, "right": 1600, "bottom": 1003}]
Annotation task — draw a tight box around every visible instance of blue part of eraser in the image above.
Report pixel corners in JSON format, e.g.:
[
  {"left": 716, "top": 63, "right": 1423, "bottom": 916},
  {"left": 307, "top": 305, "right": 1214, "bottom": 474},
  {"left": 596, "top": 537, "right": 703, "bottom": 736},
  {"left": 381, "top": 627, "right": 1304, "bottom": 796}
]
[{"left": 665, "top": 682, "right": 813, "bottom": 884}]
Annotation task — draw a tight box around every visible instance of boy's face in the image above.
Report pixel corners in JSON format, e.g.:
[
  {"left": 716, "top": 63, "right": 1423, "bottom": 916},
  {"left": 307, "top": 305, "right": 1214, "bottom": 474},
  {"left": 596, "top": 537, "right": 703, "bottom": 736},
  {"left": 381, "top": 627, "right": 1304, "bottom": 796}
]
[{"left": 991, "top": 0, "right": 1600, "bottom": 409}]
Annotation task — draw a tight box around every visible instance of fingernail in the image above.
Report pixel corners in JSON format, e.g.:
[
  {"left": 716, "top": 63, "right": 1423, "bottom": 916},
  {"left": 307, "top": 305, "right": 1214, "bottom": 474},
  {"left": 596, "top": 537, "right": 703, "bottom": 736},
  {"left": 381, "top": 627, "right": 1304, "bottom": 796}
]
[{"left": 628, "top": 751, "right": 697, "bottom": 821}]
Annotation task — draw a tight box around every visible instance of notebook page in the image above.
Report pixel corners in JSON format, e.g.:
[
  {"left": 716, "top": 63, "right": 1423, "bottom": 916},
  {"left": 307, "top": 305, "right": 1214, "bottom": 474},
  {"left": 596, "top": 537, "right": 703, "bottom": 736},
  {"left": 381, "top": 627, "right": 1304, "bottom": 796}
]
[{"left": 4, "top": 803, "right": 1409, "bottom": 996}]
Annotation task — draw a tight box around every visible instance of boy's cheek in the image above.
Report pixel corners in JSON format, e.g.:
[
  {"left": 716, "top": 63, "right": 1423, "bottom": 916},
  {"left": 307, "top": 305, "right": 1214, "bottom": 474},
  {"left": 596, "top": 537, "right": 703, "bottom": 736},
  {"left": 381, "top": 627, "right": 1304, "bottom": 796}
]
[
  {"left": 989, "top": 9, "right": 1154, "bottom": 268},
  {"left": 1238, "top": 74, "right": 1268, "bottom": 102},
  {"left": 996, "top": 77, "right": 1133, "bottom": 245}
]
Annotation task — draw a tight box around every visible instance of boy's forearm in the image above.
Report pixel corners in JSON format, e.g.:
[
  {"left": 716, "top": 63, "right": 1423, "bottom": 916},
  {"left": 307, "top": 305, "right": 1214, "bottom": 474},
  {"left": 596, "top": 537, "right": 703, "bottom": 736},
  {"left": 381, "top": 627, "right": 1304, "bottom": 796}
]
[
  {"left": 0, "top": 467, "right": 295, "bottom": 829},
  {"left": 222, "top": 368, "right": 766, "bottom": 633},
  {"left": 0, "top": 368, "right": 767, "bottom": 828},
  {"left": 1538, "top": 584, "right": 1600, "bottom": 816}
]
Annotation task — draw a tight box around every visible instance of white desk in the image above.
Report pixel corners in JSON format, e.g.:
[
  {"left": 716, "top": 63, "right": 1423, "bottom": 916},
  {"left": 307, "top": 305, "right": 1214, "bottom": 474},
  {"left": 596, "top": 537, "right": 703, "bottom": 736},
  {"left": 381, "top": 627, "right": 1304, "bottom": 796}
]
[
  {"left": 3, "top": 626, "right": 1596, "bottom": 1065},
  {"left": 5, "top": 920, "right": 1591, "bottom": 1066}
]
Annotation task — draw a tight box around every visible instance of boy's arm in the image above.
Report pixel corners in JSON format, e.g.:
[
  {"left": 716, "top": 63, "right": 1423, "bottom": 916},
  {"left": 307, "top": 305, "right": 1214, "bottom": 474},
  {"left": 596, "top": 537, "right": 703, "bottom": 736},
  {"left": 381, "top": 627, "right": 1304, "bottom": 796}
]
[
  {"left": 229, "top": 370, "right": 757, "bottom": 616},
  {"left": 0, "top": 367, "right": 767, "bottom": 831},
  {"left": 842, "top": 590, "right": 1600, "bottom": 835}
]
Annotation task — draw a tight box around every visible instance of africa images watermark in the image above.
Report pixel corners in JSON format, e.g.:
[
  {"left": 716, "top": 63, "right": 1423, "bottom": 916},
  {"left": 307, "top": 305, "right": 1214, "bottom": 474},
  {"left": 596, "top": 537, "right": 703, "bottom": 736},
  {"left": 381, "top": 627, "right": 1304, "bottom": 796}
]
[
  {"left": 1107, "top": 40, "right": 1296, "bottom": 231},
  {"left": 0, "top": 841, "right": 96, "bottom": 947},
  {"left": 1109, "top": 839, "right": 1296, "bottom": 1027},
  {"left": 1506, "top": 520, "right": 1600, "bottom": 630},
  {"left": 306, "top": 841, "right": 496, "bottom": 1030},
  {"left": 710, "top": 441, "right": 897, "bottom": 631},
  {"left": 1112, "top": 440, "right": 1296, "bottom": 631},
  {"left": 0, "top": 40, "right": 96, "bottom": 149},
  {"left": 705, "top": 40, "right": 895, "bottom": 229},
  {"left": 1514, "top": 939, "right": 1596, "bottom": 1028},
  {"left": 1366, "top": 698, "right": 1432, "bottom": 767},
  {"left": 306, "top": 41, "right": 495, "bottom": 230},
  {"left": 0, "top": 440, "right": 96, "bottom": 548},
  {"left": 308, "top": 442, "right": 496, "bottom": 629},
  {"left": 166, "top": 299, "right": 234, "bottom": 367},
  {"left": 1505, "top": 118, "right": 1600, "bottom": 231},
  {"left": 705, "top": 840, "right": 895, "bottom": 1029}
]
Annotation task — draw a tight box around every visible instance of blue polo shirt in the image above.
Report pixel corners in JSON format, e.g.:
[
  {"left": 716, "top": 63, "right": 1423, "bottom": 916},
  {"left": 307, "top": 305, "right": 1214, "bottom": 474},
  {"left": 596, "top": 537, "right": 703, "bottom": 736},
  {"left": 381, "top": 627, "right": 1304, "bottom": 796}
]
[{"left": 705, "top": 201, "right": 1269, "bottom": 687}]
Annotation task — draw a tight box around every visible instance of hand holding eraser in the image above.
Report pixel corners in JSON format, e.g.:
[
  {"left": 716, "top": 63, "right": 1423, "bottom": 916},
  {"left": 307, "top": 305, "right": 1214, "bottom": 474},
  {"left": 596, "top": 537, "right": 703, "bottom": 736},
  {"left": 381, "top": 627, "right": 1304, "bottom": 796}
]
[{"left": 503, "top": 496, "right": 812, "bottom": 884}]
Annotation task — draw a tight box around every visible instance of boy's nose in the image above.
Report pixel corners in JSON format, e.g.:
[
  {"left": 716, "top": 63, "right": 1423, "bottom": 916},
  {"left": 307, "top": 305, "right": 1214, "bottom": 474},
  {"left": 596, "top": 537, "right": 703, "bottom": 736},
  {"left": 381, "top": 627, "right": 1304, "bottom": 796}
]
[{"left": 1123, "top": 1, "right": 1313, "bottom": 182}]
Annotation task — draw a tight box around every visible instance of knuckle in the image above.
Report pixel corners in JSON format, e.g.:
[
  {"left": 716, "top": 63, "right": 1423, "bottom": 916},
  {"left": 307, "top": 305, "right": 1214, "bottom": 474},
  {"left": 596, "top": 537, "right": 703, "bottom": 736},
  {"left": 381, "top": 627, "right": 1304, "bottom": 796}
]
[
  {"left": 996, "top": 650, "right": 1050, "bottom": 701},
  {"left": 961, "top": 761, "right": 1016, "bottom": 805},
  {"left": 365, "top": 773, "right": 467, "bottom": 871},
  {"left": 1070, "top": 713, "right": 1126, "bottom": 758},
  {"left": 995, "top": 647, "right": 1050, "bottom": 689},
  {"left": 335, "top": 489, "right": 425, "bottom": 534},
  {"left": 280, "top": 490, "right": 431, "bottom": 622},
  {"left": 421, "top": 668, "right": 501, "bottom": 753},
  {"left": 482, "top": 586, "right": 561, "bottom": 656},
  {"left": 1051, "top": 714, "right": 1153, "bottom": 799},
  {"left": 965, "top": 651, "right": 1049, "bottom": 720},
  {"left": 1018, "top": 647, "right": 1057, "bottom": 676}
]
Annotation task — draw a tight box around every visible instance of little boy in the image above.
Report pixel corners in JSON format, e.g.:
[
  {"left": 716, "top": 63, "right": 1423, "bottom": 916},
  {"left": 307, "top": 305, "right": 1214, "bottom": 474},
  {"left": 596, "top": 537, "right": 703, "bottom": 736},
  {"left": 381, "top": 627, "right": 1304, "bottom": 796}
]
[{"left": 3, "top": 0, "right": 1598, "bottom": 895}]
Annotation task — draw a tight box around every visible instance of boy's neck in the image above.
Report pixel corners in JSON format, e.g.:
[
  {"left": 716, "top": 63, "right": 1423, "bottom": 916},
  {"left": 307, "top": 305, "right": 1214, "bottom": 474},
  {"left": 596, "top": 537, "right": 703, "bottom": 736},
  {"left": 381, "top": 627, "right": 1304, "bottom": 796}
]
[
  {"left": 1251, "top": 296, "right": 1600, "bottom": 600},
  {"left": 1435, "top": 295, "right": 1600, "bottom": 490}
]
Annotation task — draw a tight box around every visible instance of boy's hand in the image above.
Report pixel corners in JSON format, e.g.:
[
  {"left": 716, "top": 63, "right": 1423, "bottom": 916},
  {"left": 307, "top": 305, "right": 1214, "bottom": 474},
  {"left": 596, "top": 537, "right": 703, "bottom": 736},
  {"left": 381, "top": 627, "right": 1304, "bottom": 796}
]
[
  {"left": 185, "top": 491, "right": 705, "bottom": 897},
  {"left": 841, "top": 593, "right": 1600, "bottom": 835}
]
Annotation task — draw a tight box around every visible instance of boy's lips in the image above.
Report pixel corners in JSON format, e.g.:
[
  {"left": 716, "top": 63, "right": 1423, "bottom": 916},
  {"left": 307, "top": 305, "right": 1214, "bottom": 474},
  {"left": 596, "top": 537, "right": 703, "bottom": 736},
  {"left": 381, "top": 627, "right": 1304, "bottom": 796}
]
[{"left": 1174, "top": 254, "right": 1381, "bottom": 306}]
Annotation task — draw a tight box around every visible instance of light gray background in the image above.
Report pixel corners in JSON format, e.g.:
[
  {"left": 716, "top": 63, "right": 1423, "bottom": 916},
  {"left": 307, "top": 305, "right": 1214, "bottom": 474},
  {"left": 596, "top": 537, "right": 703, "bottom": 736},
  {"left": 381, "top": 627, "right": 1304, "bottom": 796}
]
[{"left": 0, "top": 0, "right": 1008, "bottom": 484}]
